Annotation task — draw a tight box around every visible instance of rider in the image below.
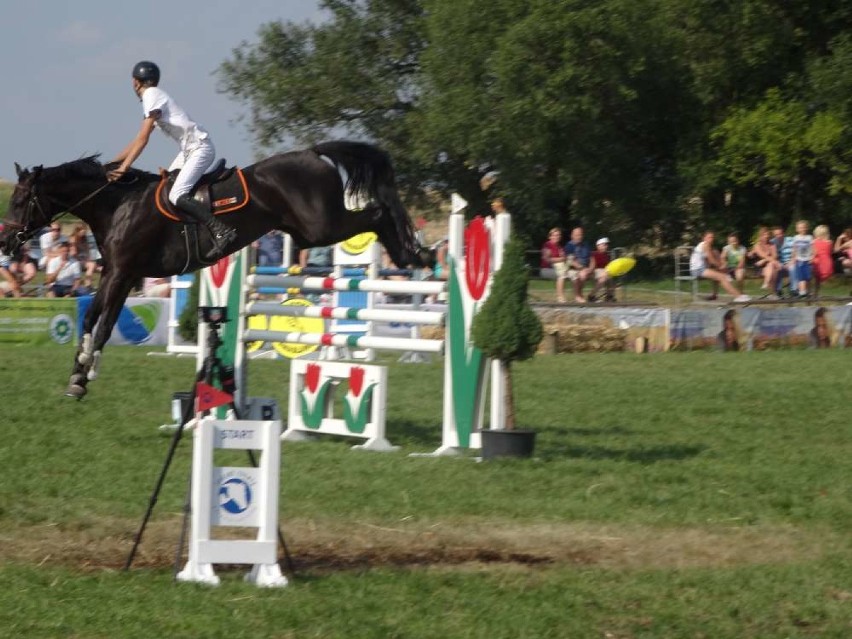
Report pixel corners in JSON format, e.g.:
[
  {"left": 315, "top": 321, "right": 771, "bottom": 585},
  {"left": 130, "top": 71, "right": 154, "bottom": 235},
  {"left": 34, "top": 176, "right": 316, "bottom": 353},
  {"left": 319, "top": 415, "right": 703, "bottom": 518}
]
[{"left": 107, "top": 61, "right": 237, "bottom": 261}]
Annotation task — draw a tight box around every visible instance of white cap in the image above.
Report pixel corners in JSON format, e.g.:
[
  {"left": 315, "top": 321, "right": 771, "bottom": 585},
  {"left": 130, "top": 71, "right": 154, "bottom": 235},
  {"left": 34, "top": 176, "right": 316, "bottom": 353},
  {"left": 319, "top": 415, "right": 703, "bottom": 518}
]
[{"left": 596, "top": 237, "right": 609, "bottom": 246}]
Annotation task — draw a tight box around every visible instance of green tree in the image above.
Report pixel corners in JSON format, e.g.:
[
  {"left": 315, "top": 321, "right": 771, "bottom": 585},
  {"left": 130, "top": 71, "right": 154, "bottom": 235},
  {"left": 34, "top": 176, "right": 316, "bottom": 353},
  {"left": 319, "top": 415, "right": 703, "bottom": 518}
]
[{"left": 470, "top": 236, "right": 542, "bottom": 430}]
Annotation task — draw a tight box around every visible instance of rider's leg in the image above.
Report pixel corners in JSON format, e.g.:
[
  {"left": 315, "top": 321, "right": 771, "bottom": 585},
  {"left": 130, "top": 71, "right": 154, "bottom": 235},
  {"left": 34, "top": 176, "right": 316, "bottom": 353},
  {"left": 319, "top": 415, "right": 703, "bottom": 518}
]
[{"left": 169, "top": 141, "right": 236, "bottom": 261}]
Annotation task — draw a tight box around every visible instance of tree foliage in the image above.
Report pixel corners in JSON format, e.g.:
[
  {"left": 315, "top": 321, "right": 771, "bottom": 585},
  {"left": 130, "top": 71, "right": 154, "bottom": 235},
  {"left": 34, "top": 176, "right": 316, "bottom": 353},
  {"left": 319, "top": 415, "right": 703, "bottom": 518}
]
[{"left": 217, "top": 0, "right": 852, "bottom": 247}]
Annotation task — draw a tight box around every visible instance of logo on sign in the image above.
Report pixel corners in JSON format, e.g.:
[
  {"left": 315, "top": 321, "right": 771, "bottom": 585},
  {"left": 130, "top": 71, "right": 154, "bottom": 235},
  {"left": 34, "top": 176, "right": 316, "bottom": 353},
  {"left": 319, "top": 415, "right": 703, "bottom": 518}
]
[{"left": 218, "top": 469, "right": 256, "bottom": 520}]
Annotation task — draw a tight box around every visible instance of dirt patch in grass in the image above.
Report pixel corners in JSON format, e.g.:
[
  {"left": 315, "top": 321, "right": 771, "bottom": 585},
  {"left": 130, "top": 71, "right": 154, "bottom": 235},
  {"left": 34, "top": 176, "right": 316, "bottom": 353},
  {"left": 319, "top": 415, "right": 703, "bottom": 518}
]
[{"left": 0, "top": 517, "right": 842, "bottom": 576}]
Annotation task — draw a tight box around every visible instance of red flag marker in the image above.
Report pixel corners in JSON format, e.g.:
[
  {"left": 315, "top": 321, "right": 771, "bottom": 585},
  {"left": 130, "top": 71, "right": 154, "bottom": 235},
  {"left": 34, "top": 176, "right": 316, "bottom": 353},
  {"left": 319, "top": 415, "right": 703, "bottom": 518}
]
[{"left": 195, "top": 382, "right": 233, "bottom": 412}]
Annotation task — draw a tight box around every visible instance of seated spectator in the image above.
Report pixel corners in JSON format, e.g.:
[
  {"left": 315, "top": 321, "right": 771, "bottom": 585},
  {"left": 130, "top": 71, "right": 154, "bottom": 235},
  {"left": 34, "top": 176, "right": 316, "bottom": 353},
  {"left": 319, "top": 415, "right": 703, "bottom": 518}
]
[
  {"left": 791, "top": 219, "right": 814, "bottom": 297},
  {"left": 833, "top": 227, "right": 852, "bottom": 273},
  {"left": 1, "top": 249, "right": 21, "bottom": 297},
  {"left": 564, "top": 226, "right": 592, "bottom": 303},
  {"left": 44, "top": 240, "right": 84, "bottom": 297},
  {"left": 143, "top": 277, "right": 171, "bottom": 298},
  {"left": 689, "top": 231, "right": 750, "bottom": 302},
  {"left": 812, "top": 225, "right": 834, "bottom": 296},
  {"left": 255, "top": 230, "right": 284, "bottom": 267},
  {"left": 540, "top": 228, "right": 567, "bottom": 303},
  {"left": 720, "top": 233, "right": 746, "bottom": 293},
  {"left": 299, "top": 245, "right": 333, "bottom": 270},
  {"left": 69, "top": 224, "right": 98, "bottom": 290},
  {"left": 589, "top": 237, "right": 615, "bottom": 302},
  {"left": 9, "top": 242, "right": 38, "bottom": 293},
  {"left": 749, "top": 226, "right": 780, "bottom": 295},
  {"left": 771, "top": 226, "right": 797, "bottom": 297},
  {"left": 38, "top": 223, "right": 66, "bottom": 270}
]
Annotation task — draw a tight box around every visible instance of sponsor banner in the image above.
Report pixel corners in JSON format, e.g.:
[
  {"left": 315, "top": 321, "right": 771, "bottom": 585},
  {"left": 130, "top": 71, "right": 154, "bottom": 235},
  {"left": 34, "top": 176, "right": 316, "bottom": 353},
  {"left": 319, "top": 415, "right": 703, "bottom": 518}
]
[
  {"left": 671, "top": 305, "right": 852, "bottom": 351},
  {"left": 0, "top": 298, "right": 77, "bottom": 345},
  {"left": 76, "top": 296, "right": 170, "bottom": 346}
]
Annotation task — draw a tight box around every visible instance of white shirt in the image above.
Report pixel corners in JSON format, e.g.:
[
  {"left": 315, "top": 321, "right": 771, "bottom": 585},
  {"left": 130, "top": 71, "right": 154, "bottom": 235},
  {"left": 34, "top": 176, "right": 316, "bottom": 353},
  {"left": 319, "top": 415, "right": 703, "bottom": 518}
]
[
  {"left": 689, "top": 241, "right": 709, "bottom": 272},
  {"left": 47, "top": 256, "right": 82, "bottom": 287},
  {"left": 141, "top": 86, "right": 210, "bottom": 154},
  {"left": 791, "top": 234, "right": 814, "bottom": 261}
]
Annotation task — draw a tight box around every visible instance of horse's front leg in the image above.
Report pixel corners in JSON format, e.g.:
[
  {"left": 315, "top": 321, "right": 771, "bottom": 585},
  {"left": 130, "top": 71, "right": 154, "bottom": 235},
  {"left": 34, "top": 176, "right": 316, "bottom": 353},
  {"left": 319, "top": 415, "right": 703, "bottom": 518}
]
[{"left": 66, "top": 274, "right": 134, "bottom": 399}]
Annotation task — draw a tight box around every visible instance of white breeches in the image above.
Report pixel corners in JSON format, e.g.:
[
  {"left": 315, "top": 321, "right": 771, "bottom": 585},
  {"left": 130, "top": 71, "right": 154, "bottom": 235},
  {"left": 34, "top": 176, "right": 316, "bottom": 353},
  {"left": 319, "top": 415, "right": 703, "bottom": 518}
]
[{"left": 168, "top": 139, "right": 216, "bottom": 204}]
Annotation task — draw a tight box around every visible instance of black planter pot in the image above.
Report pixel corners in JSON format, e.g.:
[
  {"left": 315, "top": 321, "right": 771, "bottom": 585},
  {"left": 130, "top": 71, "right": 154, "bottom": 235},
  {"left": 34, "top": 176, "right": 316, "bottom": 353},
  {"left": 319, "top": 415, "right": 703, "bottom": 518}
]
[{"left": 480, "top": 429, "right": 537, "bottom": 460}]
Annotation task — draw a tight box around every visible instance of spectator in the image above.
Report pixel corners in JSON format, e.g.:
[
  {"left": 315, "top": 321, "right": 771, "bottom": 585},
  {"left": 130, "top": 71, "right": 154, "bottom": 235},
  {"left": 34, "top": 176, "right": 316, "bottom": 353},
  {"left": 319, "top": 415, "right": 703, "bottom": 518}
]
[
  {"left": 720, "top": 233, "right": 746, "bottom": 293},
  {"left": 833, "top": 227, "right": 852, "bottom": 274},
  {"left": 255, "top": 230, "right": 284, "bottom": 267},
  {"left": 1, "top": 249, "right": 21, "bottom": 297},
  {"left": 771, "top": 226, "right": 797, "bottom": 297},
  {"left": 431, "top": 238, "right": 449, "bottom": 281},
  {"left": 812, "top": 225, "right": 834, "bottom": 296},
  {"left": 749, "top": 226, "right": 780, "bottom": 295},
  {"left": 69, "top": 224, "right": 98, "bottom": 290},
  {"left": 540, "top": 228, "right": 567, "bottom": 303},
  {"left": 490, "top": 197, "right": 509, "bottom": 217},
  {"left": 9, "top": 242, "right": 38, "bottom": 294},
  {"left": 589, "top": 237, "right": 614, "bottom": 302},
  {"left": 143, "top": 277, "right": 171, "bottom": 298},
  {"left": 44, "top": 240, "right": 83, "bottom": 297},
  {"left": 564, "top": 226, "right": 592, "bottom": 303},
  {"left": 299, "top": 245, "right": 334, "bottom": 270},
  {"left": 790, "top": 219, "right": 814, "bottom": 298},
  {"left": 689, "top": 231, "right": 750, "bottom": 302},
  {"left": 39, "top": 223, "right": 66, "bottom": 270}
]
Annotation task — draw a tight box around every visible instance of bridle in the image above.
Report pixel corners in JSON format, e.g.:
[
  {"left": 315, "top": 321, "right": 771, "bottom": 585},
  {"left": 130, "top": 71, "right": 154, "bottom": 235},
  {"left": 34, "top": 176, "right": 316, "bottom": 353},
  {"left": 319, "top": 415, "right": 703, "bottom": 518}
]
[{"left": 2, "top": 179, "right": 111, "bottom": 247}]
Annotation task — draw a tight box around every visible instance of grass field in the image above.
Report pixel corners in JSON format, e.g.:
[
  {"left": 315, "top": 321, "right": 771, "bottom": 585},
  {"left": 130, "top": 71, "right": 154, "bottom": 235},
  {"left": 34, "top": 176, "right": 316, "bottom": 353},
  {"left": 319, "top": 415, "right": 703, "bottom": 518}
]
[{"left": 0, "top": 345, "right": 850, "bottom": 638}]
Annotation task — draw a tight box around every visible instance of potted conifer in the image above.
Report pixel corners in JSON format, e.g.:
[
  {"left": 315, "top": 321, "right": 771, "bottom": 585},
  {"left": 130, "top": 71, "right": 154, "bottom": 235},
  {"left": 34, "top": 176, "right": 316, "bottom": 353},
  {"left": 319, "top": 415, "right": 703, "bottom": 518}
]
[{"left": 470, "top": 235, "right": 543, "bottom": 459}]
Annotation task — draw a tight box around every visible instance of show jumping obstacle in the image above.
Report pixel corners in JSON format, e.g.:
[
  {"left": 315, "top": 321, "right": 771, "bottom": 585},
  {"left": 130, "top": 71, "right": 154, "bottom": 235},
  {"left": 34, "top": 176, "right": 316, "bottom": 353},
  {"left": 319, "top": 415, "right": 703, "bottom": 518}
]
[{"left": 198, "top": 209, "right": 511, "bottom": 455}]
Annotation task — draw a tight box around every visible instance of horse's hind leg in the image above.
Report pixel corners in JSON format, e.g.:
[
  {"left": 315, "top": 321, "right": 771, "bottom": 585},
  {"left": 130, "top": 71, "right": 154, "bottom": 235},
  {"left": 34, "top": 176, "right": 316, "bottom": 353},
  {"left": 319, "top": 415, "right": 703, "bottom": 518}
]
[{"left": 66, "top": 275, "right": 134, "bottom": 399}]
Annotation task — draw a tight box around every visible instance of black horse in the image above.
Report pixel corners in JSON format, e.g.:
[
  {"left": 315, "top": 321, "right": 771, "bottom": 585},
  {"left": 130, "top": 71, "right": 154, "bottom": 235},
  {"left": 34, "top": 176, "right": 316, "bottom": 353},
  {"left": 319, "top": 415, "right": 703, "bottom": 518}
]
[{"left": 0, "top": 141, "right": 423, "bottom": 399}]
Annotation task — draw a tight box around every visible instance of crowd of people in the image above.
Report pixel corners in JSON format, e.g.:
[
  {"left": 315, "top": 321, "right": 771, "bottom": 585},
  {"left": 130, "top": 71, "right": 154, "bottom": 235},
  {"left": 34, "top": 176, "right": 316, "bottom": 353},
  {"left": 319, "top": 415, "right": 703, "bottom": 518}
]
[
  {"left": 691, "top": 221, "right": 852, "bottom": 301},
  {"left": 539, "top": 226, "right": 616, "bottom": 303},
  {"left": 1, "top": 223, "right": 100, "bottom": 298}
]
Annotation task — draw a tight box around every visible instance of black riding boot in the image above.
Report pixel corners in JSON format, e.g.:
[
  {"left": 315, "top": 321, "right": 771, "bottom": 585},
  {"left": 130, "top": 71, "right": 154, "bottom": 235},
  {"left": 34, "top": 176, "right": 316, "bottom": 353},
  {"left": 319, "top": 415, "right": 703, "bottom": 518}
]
[{"left": 175, "top": 194, "right": 238, "bottom": 262}]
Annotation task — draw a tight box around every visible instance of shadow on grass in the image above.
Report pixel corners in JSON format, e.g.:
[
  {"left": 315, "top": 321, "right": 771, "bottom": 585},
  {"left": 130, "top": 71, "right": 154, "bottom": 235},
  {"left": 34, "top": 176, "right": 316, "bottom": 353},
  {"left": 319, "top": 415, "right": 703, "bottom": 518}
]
[{"left": 543, "top": 443, "right": 706, "bottom": 464}]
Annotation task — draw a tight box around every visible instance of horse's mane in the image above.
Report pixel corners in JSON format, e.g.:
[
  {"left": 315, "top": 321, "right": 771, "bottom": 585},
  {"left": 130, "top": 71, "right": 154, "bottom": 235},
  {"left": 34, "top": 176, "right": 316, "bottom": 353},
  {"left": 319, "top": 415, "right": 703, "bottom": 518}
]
[{"left": 42, "top": 155, "right": 156, "bottom": 184}]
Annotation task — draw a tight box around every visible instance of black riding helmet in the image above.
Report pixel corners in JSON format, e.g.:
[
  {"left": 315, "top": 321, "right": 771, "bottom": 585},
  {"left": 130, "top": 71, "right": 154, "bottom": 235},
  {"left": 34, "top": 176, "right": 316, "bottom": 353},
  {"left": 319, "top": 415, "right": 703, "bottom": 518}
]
[{"left": 132, "top": 61, "right": 160, "bottom": 85}]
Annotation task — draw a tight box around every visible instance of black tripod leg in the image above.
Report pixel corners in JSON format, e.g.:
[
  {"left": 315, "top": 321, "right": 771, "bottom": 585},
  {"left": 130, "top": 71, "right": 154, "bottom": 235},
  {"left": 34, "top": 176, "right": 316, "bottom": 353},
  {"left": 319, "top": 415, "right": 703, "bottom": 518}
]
[
  {"left": 124, "top": 377, "right": 200, "bottom": 571},
  {"left": 173, "top": 466, "right": 194, "bottom": 580}
]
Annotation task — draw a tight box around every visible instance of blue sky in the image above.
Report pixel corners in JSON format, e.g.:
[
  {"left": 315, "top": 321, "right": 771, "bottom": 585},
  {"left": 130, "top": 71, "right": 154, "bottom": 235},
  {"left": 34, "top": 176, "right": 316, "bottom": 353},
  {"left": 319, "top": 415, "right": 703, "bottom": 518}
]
[{"left": 0, "top": 1, "right": 324, "bottom": 180}]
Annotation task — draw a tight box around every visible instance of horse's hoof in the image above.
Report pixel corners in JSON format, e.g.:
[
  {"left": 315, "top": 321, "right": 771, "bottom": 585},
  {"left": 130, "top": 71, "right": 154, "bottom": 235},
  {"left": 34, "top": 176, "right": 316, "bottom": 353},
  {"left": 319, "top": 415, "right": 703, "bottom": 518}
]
[{"left": 65, "top": 384, "right": 87, "bottom": 400}]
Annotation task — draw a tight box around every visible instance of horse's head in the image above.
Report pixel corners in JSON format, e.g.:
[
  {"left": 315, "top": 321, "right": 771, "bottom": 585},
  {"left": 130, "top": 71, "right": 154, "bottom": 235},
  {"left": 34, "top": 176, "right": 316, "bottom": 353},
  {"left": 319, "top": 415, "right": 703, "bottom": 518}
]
[
  {"left": 0, "top": 163, "right": 51, "bottom": 255},
  {"left": 1, "top": 157, "right": 109, "bottom": 255}
]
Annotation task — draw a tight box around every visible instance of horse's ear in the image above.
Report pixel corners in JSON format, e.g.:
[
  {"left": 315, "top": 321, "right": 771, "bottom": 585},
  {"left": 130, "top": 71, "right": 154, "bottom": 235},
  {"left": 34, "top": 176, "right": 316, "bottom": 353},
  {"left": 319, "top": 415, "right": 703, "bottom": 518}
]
[
  {"left": 14, "top": 162, "right": 23, "bottom": 178},
  {"left": 33, "top": 165, "right": 43, "bottom": 178}
]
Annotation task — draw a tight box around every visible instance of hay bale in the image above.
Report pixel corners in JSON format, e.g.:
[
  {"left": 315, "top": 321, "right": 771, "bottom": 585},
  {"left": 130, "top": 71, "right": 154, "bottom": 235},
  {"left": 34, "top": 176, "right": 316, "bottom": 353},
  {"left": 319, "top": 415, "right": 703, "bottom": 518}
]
[{"left": 539, "top": 323, "right": 628, "bottom": 353}]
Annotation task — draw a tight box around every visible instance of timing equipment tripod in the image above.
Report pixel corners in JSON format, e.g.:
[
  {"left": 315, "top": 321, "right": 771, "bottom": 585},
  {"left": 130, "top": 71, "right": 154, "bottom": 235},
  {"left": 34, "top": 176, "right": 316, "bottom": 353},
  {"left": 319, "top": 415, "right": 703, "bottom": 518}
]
[{"left": 124, "top": 308, "right": 294, "bottom": 578}]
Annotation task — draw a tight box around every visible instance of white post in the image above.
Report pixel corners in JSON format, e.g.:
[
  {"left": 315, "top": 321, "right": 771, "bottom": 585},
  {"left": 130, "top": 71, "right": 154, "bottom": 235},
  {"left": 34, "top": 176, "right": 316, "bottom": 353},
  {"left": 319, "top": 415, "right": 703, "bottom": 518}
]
[{"left": 177, "top": 418, "right": 287, "bottom": 588}]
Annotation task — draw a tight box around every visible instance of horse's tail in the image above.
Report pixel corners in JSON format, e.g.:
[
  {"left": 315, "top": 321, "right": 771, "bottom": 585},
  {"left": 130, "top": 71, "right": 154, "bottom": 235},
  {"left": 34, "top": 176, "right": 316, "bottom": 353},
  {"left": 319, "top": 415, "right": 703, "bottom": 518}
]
[{"left": 313, "top": 141, "right": 422, "bottom": 267}]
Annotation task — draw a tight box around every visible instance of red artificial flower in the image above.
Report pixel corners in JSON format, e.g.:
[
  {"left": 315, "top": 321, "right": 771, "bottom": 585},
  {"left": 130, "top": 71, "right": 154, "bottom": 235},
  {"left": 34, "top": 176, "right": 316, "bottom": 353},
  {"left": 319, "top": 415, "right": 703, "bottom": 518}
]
[
  {"left": 465, "top": 216, "right": 491, "bottom": 301},
  {"left": 305, "top": 363, "right": 322, "bottom": 393},
  {"left": 349, "top": 366, "right": 365, "bottom": 397},
  {"left": 209, "top": 257, "right": 230, "bottom": 289}
]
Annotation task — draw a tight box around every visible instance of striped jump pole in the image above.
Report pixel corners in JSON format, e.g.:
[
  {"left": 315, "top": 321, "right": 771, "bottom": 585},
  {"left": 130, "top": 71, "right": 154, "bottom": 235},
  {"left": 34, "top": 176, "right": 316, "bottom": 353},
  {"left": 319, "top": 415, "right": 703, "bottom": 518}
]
[
  {"left": 254, "top": 265, "right": 415, "bottom": 278},
  {"left": 242, "top": 329, "right": 444, "bottom": 354},
  {"left": 246, "top": 301, "right": 445, "bottom": 325},
  {"left": 246, "top": 274, "right": 446, "bottom": 296}
]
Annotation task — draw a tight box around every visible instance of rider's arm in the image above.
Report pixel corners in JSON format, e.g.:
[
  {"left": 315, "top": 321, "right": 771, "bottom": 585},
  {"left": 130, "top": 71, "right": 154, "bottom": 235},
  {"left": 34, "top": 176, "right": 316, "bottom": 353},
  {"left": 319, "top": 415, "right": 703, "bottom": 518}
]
[{"left": 108, "top": 114, "right": 159, "bottom": 179}]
